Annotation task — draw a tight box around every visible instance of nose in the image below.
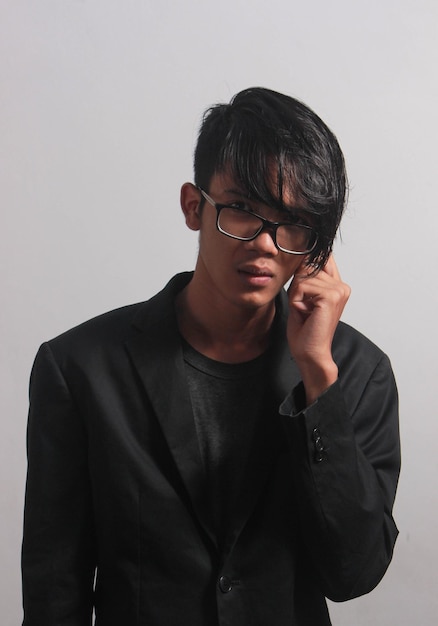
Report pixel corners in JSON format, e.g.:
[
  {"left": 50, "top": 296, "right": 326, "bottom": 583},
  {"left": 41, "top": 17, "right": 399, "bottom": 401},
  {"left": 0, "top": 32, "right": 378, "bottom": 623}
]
[{"left": 246, "top": 228, "right": 279, "bottom": 255}]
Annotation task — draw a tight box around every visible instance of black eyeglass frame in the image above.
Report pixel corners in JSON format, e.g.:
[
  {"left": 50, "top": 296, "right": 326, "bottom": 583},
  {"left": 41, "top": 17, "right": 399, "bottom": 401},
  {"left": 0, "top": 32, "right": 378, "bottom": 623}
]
[{"left": 198, "top": 187, "right": 318, "bottom": 255}]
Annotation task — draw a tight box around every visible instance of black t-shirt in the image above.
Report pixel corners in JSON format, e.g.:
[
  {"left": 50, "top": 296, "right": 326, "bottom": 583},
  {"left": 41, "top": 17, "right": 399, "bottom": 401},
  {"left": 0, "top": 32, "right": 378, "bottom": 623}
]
[{"left": 183, "top": 341, "right": 273, "bottom": 547}]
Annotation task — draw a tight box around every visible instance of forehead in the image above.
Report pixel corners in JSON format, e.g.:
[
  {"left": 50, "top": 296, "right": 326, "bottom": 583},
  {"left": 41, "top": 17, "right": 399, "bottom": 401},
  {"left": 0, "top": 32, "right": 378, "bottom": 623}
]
[{"left": 209, "top": 169, "right": 300, "bottom": 212}]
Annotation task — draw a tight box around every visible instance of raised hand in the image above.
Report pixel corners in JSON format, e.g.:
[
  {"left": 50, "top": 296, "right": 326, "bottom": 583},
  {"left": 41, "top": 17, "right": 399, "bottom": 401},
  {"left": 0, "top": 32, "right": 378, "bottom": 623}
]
[{"left": 287, "top": 255, "right": 351, "bottom": 405}]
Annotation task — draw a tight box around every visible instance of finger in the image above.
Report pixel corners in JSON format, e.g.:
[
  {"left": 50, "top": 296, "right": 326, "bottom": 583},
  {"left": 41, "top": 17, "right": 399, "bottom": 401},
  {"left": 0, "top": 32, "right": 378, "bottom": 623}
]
[
  {"left": 289, "top": 266, "right": 335, "bottom": 297},
  {"left": 294, "top": 257, "right": 313, "bottom": 276},
  {"left": 322, "top": 255, "right": 341, "bottom": 280},
  {"left": 289, "top": 272, "right": 350, "bottom": 307},
  {"left": 288, "top": 277, "right": 321, "bottom": 303}
]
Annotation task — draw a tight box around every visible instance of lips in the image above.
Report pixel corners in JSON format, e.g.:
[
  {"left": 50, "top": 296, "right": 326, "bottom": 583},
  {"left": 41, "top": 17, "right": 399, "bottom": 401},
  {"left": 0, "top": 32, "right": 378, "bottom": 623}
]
[
  {"left": 237, "top": 265, "right": 275, "bottom": 288},
  {"left": 238, "top": 265, "right": 274, "bottom": 278}
]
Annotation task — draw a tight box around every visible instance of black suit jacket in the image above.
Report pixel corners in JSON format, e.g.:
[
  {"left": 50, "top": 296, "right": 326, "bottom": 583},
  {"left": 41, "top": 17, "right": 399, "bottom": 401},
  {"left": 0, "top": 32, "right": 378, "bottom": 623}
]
[{"left": 22, "top": 272, "right": 400, "bottom": 625}]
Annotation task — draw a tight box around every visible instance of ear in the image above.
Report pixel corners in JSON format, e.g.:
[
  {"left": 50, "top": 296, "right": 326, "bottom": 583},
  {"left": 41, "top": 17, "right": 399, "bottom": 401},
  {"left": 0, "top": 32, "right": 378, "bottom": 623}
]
[{"left": 180, "top": 182, "right": 202, "bottom": 231}]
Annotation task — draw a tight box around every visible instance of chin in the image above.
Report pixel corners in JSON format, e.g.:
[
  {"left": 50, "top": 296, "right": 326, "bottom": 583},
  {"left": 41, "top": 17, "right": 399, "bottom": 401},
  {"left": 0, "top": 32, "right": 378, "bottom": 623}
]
[{"left": 236, "top": 290, "right": 278, "bottom": 311}]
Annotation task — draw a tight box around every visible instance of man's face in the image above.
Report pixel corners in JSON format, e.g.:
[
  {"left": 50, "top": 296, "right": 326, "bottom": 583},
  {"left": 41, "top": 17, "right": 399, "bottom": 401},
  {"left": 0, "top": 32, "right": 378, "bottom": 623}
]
[{"left": 184, "top": 170, "right": 306, "bottom": 315}]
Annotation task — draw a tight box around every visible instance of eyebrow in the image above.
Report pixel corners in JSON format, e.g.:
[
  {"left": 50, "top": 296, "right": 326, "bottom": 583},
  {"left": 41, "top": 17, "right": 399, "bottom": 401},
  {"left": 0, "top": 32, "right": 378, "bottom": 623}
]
[
  {"left": 222, "top": 187, "right": 250, "bottom": 197},
  {"left": 221, "top": 186, "right": 307, "bottom": 220}
]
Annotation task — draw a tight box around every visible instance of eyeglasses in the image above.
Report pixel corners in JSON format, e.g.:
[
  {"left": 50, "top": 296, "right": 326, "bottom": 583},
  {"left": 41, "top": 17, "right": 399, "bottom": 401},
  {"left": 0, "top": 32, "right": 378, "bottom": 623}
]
[{"left": 198, "top": 188, "right": 318, "bottom": 255}]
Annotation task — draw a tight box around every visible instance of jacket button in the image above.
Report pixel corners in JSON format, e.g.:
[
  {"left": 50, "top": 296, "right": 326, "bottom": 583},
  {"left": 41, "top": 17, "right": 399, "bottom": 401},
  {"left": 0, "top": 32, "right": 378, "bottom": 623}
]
[
  {"left": 218, "top": 575, "right": 233, "bottom": 593},
  {"left": 312, "top": 427, "right": 326, "bottom": 462}
]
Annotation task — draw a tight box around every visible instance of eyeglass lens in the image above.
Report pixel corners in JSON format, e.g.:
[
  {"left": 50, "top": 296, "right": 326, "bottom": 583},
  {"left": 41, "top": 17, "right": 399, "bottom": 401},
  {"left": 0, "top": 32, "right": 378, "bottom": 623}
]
[{"left": 218, "top": 207, "right": 314, "bottom": 253}]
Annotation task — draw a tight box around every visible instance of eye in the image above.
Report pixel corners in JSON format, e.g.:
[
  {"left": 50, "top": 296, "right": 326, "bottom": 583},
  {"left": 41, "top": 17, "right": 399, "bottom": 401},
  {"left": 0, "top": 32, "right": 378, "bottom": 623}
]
[
  {"left": 289, "top": 217, "right": 307, "bottom": 227},
  {"left": 227, "top": 201, "right": 247, "bottom": 210},
  {"left": 228, "top": 201, "right": 257, "bottom": 214},
  {"left": 283, "top": 212, "right": 312, "bottom": 228}
]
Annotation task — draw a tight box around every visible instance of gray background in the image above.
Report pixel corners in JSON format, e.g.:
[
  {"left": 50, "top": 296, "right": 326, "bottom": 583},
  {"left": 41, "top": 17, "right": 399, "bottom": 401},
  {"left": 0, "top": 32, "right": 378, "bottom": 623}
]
[{"left": 1, "top": 1, "right": 437, "bottom": 624}]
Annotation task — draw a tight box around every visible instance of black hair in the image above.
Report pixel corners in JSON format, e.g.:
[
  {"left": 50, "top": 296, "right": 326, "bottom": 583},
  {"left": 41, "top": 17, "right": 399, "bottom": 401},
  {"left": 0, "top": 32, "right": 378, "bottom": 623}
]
[{"left": 194, "top": 87, "right": 348, "bottom": 270}]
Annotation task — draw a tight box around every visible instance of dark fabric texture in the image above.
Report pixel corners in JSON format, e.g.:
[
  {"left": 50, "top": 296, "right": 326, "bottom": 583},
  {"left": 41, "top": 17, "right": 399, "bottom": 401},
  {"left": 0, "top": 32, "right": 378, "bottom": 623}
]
[
  {"left": 183, "top": 342, "right": 272, "bottom": 549},
  {"left": 22, "top": 272, "right": 400, "bottom": 626}
]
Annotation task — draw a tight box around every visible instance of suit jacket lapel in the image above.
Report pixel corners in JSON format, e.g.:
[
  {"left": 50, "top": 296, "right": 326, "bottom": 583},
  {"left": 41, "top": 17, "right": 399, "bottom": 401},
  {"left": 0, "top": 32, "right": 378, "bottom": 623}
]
[{"left": 125, "top": 273, "right": 217, "bottom": 548}]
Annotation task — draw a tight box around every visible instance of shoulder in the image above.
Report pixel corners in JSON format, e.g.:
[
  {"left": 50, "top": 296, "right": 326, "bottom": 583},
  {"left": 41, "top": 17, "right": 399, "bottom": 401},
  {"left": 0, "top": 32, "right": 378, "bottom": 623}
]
[
  {"left": 46, "top": 301, "right": 145, "bottom": 358},
  {"left": 42, "top": 272, "right": 193, "bottom": 362},
  {"left": 333, "top": 321, "right": 390, "bottom": 372},
  {"left": 332, "top": 321, "right": 396, "bottom": 414},
  {"left": 43, "top": 272, "right": 193, "bottom": 362}
]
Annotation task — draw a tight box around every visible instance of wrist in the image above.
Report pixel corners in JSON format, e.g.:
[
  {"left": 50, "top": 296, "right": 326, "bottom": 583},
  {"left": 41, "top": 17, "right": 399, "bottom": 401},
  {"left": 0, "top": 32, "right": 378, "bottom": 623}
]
[{"left": 298, "top": 359, "right": 338, "bottom": 406}]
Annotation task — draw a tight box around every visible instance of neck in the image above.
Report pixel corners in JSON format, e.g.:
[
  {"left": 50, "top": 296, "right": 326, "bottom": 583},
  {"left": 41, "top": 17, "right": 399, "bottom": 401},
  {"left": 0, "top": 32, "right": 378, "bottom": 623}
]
[{"left": 175, "top": 279, "right": 275, "bottom": 364}]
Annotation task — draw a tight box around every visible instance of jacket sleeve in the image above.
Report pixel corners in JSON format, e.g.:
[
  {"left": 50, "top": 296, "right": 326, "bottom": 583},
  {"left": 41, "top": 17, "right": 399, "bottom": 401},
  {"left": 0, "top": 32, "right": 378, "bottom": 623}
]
[
  {"left": 280, "top": 352, "right": 400, "bottom": 602},
  {"left": 22, "top": 342, "right": 96, "bottom": 626}
]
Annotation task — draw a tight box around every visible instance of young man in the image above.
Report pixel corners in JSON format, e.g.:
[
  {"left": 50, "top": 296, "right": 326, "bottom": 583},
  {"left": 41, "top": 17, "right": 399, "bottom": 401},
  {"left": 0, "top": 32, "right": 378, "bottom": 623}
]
[{"left": 22, "top": 88, "right": 400, "bottom": 625}]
